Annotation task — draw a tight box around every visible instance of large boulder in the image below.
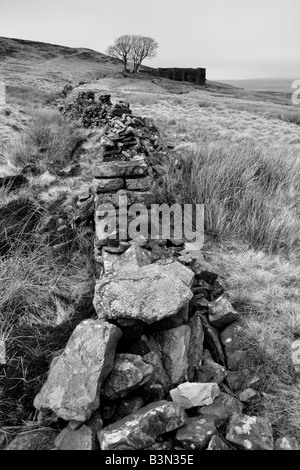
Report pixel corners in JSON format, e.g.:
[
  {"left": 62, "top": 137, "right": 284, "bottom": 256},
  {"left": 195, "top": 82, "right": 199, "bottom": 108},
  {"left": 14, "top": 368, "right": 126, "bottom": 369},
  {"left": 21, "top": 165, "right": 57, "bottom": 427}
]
[
  {"left": 98, "top": 401, "right": 186, "bottom": 450},
  {"left": 94, "top": 263, "right": 193, "bottom": 325},
  {"left": 34, "top": 320, "right": 122, "bottom": 422}
]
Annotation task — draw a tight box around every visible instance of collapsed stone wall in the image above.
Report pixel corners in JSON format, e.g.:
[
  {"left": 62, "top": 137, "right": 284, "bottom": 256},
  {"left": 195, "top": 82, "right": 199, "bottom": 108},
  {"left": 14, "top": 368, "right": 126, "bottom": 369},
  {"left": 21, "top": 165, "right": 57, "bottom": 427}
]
[{"left": 4, "top": 93, "right": 300, "bottom": 451}]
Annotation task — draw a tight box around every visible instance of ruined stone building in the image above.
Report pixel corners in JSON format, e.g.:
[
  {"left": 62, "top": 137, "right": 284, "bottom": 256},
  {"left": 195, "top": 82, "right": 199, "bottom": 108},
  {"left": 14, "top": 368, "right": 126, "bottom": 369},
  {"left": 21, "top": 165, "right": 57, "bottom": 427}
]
[{"left": 156, "top": 67, "right": 206, "bottom": 86}]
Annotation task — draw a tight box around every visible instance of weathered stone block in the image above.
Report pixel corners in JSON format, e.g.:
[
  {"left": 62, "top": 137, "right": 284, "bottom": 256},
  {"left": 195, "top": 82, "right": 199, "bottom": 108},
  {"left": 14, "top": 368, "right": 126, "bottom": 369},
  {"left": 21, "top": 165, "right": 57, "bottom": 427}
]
[
  {"left": 93, "top": 160, "right": 148, "bottom": 178},
  {"left": 208, "top": 296, "right": 239, "bottom": 328},
  {"left": 98, "top": 401, "right": 186, "bottom": 450},
  {"left": 101, "top": 354, "right": 153, "bottom": 400},
  {"left": 93, "top": 178, "right": 124, "bottom": 193},
  {"left": 126, "top": 177, "right": 152, "bottom": 191},
  {"left": 94, "top": 265, "right": 193, "bottom": 325},
  {"left": 197, "top": 392, "right": 243, "bottom": 427},
  {"left": 154, "top": 325, "right": 191, "bottom": 386},
  {"left": 4, "top": 429, "right": 58, "bottom": 451},
  {"left": 226, "top": 413, "right": 273, "bottom": 450},
  {"left": 170, "top": 382, "right": 220, "bottom": 408},
  {"left": 175, "top": 416, "right": 217, "bottom": 450},
  {"left": 34, "top": 320, "right": 122, "bottom": 422}
]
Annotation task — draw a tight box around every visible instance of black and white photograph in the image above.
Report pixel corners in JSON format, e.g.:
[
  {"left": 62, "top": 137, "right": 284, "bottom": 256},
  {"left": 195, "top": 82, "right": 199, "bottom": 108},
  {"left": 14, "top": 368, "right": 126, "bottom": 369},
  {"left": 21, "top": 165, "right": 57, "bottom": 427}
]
[{"left": 0, "top": 0, "right": 300, "bottom": 455}]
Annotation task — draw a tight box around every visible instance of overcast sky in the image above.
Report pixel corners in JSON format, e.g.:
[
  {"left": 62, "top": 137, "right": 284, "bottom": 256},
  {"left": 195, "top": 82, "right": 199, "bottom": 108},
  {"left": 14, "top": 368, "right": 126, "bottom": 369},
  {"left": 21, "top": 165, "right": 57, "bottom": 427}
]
[{"left": 1, "top": 0, "right": 299, "bottom": 79}]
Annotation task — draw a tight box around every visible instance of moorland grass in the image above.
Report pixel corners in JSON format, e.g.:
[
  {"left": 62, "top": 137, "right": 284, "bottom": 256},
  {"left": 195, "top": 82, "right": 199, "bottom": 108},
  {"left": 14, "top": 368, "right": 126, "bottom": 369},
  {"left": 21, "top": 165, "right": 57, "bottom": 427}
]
[{"left": 8, "top": 107, "right": 84, "bottom": 174}]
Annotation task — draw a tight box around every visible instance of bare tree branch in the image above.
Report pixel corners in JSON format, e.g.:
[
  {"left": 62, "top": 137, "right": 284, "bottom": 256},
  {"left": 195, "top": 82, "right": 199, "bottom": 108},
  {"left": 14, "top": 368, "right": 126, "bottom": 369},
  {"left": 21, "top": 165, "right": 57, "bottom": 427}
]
[
  {"left": 106, "top": 35, "right": 132, "bottom": 73},
  {"left": 129, "top": 36, "right": 158, "bottom": 73}
]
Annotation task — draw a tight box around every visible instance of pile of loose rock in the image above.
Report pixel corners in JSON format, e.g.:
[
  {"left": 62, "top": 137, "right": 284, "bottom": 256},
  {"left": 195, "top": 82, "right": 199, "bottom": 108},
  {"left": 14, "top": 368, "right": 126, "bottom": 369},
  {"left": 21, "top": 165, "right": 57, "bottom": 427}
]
[
  {"left": 6, "top": 248, "right": 297, "bottom": 451},
  {"left": 60, "top": 91, "right": 114, "bottom": 128},
  {"left": 60, "top": 91, "right": 168, "bottom": 162},
  {"left": 2, "top": 92, "right": 300, "bottom": 451}
]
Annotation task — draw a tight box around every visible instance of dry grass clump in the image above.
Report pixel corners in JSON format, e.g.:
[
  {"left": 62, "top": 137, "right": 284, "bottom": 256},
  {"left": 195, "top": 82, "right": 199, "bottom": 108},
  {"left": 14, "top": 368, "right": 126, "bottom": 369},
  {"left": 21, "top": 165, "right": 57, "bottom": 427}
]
[
  {"left": 8, "top": 108, "right": 84, "bottom": 174},
  {"left": 0, "top": 102, "right": 94, "bottom": 427},
  {"left": 205, "top": 246, "right": 300, "bottom": 439},
  {"left": 119, "top": 92, "right": 164, "bottom": 106},
  {"left": 6, "top": 85, "right": 60, "bottom": 109},
  {"left": 0, "top": 225, "right": 97, "bottom": 427},
  {"left": 155, "top": 139, "right": 300, "bottom": 256}
]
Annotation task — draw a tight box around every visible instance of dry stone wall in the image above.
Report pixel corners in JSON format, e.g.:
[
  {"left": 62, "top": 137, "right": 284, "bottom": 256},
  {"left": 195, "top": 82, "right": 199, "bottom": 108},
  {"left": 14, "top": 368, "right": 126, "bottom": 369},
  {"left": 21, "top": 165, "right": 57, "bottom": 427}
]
[{"left": 4, "top": 93, "right": 300, "bottom": 451}]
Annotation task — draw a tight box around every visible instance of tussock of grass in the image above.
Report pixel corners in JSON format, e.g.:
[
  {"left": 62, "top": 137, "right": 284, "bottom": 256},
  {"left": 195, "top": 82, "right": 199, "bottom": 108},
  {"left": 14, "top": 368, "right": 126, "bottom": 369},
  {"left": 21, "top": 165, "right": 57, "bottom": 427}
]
[
  {"left": 155, "top": 140, "right": 300, "bottom": 255},
  {"left": 0, "top": 226, "right": 97, "bottom": 427},
  {"left": 8, "top": 108, "right": 84, "bottom": 174},
  {"left": 6, "top": 85, "right": 60, "bottom": 108},
  {"left": 120, "top": 92, "right": 163, "bottom": 106},
  {"left": 206, "top": 247, "right": 300, "bottom": 439}
]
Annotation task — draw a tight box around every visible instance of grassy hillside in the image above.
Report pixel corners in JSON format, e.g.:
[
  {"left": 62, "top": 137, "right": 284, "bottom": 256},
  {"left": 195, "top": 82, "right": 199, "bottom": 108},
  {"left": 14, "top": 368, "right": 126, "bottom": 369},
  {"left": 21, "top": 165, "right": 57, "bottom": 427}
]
[{"left": 0, "top": 36, "right": 123, "bottom": 91}]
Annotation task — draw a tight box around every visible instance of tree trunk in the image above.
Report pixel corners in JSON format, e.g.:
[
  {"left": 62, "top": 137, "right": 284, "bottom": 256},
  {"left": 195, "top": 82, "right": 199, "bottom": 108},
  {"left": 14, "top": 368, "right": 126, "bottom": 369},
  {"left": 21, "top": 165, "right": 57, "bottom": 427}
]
[
  {"left": 133, "top": 61, "right": 139, "bottom": 73},
  {"left": 123, "top": 58, "right": 127, "bottom": 73}
]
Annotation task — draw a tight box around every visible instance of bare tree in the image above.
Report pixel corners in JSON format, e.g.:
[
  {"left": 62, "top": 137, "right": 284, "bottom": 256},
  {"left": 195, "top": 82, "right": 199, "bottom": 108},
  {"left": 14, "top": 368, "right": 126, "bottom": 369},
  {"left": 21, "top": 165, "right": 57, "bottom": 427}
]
[
  {"left": 106, "top": 35, "right": 132, "bottom": 73},
  {"left": 129, "top": 36, "right": 158, "bottom": 73}
]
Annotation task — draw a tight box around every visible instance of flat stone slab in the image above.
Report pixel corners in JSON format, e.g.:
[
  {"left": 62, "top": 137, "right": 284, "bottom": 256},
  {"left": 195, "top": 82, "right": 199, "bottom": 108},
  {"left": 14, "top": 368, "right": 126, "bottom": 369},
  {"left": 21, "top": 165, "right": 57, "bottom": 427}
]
[
  {"left": 93, "top": 160, "right": 148, "bottom": 178},
  {"left": 101, "top": 354, "right": 153, "bottom": 400},
  {"left": 98, "top": 400, "right": 186, "bottom": 450},
  {"left": 93, "top": 178, "right": 124, "bottom": 193},
  {"left": 170, "top": 382, "right": 220, "bottom": 408},
  {"left": 151, "top": 259, "right": 195, "bottom": 288},
  {"left": 34, "top": 320, "right": 122, "bottom": 422},
  {"left": 226, "top": 412, "right": 274, "bottom": 450},
  {"left": 94, "top": 264, "right": 193, "bottom": 325}
]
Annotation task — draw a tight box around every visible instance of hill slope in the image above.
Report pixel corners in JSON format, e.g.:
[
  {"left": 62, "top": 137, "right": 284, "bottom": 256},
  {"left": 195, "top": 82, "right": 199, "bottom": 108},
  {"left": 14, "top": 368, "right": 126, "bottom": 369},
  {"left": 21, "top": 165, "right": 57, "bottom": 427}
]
[{"left": 0, "top": 36, "right": 124, "bottom": 91}]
